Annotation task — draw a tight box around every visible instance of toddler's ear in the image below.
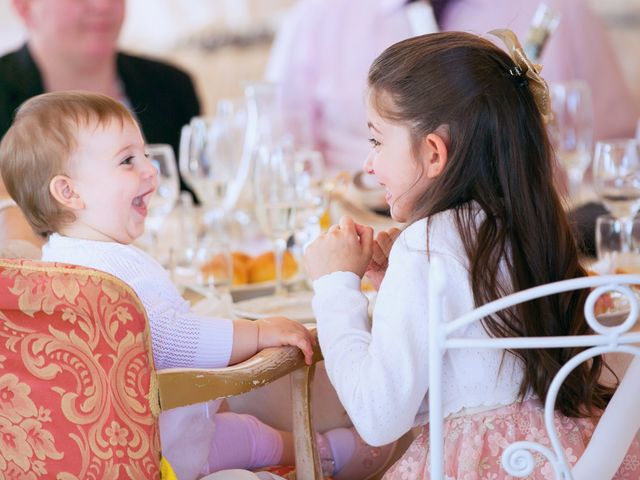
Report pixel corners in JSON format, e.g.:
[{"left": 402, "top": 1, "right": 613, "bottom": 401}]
[{"left": 50, "top": 175, "right": 83, "bottom": 210}]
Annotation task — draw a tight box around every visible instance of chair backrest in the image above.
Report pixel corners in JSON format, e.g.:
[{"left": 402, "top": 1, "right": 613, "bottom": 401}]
[
  {"left": 427, "top": 256, "right": 640, "bottom": 480},
  {"left": 0, "top": 258, "right": 160, "bottom": 479}
]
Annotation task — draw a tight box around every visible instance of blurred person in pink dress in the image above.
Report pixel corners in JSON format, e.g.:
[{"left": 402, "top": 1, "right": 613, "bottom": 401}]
[{"left": 266, "top": 0, "right": 639, "bottom": 174}]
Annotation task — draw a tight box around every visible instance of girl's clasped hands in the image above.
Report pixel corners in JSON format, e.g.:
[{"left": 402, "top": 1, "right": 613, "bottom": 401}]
[{"left": 305, "top": 215, "right": 400, "bottom": 290}]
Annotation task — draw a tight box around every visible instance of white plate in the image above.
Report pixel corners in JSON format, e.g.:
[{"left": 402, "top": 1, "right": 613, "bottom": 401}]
[
  {"left": 175, "top": 267, "right": 303, "bottom": 302},
  {"left": 233, "top": 290, "right": 315, "bottom": 323},
  {"left": 230, "top": 277, "right": 302, "bottom": 301},
  {"left": 596, "top": 308, "right": 632, "bottom": 327}
]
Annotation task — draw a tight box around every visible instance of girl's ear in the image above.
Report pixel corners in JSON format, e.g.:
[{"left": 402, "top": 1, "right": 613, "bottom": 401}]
[
  {"left": 423, "top": 131, "right": 449, "bottom": 179},
  {"left": 49, "top": 175, "right": 84, "bottom": 210}
]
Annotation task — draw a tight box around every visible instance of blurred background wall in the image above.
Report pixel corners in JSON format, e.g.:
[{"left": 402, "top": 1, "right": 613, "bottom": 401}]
[{"left": 0, "top": 0, "right": 638, "bottom": 115}]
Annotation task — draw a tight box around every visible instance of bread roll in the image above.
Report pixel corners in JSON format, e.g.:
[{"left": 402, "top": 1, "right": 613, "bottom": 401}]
[
  {"left": 200, "top": 250, "right": 298, "bottom": 285},
  {"left": 248, "top": 250, "right": 298, "bottom": 284},
  {"left": 200, "top": 251, "right": 250, "bottom": 285}
]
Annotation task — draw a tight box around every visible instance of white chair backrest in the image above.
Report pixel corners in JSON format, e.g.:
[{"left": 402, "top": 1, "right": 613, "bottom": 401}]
[{"left": 427, "top": 256, "right": 640, "bottom": 480}]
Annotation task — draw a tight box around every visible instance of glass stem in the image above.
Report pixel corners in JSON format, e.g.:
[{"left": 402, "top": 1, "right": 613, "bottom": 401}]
[
  {"left": 274, "top": 237, "right": 288, "bottom": 296},
  {"left": 621, "top": 217, "right": 634, "bottom": 254},
  {"left": 567, "top": 168, "right": 584, "bottom": 205}
]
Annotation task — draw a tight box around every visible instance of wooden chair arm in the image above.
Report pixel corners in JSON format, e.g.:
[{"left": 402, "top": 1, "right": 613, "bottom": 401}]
[{"left": 156, "top": 341, "right": 323, "bottom": 410}]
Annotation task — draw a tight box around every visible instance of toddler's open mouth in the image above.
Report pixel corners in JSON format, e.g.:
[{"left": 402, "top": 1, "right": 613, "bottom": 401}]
[{"left": 132, "top": 189, "right": 154, "bottom": 216}]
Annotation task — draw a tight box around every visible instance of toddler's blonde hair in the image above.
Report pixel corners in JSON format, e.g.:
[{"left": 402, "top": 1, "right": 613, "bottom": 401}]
[{"left": 0, "top": 91, "right": 138, "bottom": 237}]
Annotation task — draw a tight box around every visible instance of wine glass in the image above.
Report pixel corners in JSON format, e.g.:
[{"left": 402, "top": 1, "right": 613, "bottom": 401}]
[
  {"left": 253, "top": 143, "right": 299, "bottom": 297},
  {"left": 549, "top": 81, "right": 593, "bottom": 205},
  {"left": 293, "top": 149, "right": 328, "bottom": 246},
  {"left": 145, "top": 144, "right": 179, "bottom": 262},
  {"left": 592, "top": 139, "right": 640, "bottom": 252},
  {"left": 179, "top": 106, "right": 246, "bottom": 223},
  {"left": 596, "top": 214, "right": 640, "bottom": 274},
  {"left": 193, "top": 220, "right": 233, "bottom": 299}
]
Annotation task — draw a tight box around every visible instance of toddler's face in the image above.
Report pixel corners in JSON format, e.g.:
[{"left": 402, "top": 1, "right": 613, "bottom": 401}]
[
  {"left": 66, "top": 118, "right": 157, "bottom": 244},
  {"left": 363, "top": 96, "right": 432, "bottom": 222}
]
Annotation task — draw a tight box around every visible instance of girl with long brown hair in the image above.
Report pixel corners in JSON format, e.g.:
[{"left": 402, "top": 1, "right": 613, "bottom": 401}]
[{"left": 304, "top": 30, "right": 640, "bottom": 478}]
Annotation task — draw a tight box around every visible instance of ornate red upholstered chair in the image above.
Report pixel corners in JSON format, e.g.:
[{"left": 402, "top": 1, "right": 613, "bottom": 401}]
[
  {"left": 0, "top": 258, "right": 160, "bottom": 479},
  {"left": 0, "top": 258, "right": 326, "bottom": 480}
]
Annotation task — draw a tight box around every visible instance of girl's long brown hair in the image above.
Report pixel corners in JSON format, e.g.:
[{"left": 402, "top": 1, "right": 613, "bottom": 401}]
[{"left": 368, "top": 31, "right": 612, "bottom": 417}]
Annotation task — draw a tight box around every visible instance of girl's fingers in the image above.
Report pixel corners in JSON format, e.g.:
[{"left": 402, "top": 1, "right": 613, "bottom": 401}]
[
  {"left": 354, "top": 222, "right": 374, "bottom": 241},
  {"left": 339, "top": 215, "right": 357, "bottom": 233},
  {"left": 328, "top": 224, "right": 341, "bottom": 234},
  {"left": 357, "top": 225, "right": 374, "bottom": 255},
  {"left": 377, "top": 227, "right": 400, "bottom": 252},
  {"left": 370, "top": 241, "right": 387, "bottom": 269}
]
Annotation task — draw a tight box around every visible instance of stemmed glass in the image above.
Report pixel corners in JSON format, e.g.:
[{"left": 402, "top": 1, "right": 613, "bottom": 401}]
[
  {"left": 193, "top": 220, "right": 234, "bottom": 300},
  {"left": 179, "top": 110, "right": 245, "bottom": 222},
  {"left": 592, "top": 139, "right": 640, "bottom": 252},
  {"left": 549, "top": 81, "right": 593, "bottom": 205},
  {"left": 293, "top": 149, "right": 328, "bottom": 247},
  {"left": 253, "top": 143, "right": 299, "bottom": 297},
  {"left": 145, "top": 144, "right": 179, "bottom": 262},
  {"left": 179, "top": 107, "right": 248, "bottom": 294}
]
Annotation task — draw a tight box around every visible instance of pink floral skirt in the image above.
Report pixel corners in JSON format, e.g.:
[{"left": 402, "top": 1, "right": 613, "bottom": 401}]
[{"left": 383, "top": 400, "right": 640, "bottom": 480}]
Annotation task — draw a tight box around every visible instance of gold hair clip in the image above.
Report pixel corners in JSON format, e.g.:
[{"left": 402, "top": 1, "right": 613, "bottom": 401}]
[{"left": 489, "top": 28, "right": 552, "bottom": 124}]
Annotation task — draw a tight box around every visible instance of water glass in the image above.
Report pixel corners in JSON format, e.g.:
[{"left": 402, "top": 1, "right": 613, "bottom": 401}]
[
  {"left": 253, "top": 143, "right": 298, "bottom": 296},
  {"left": 549, "top": 81, "right": 593, "bottom": 205},
  {"left": 592, "top": 139, "right": 640, "bottom": 221},
  {"left": 596, "top": 214, "right": 640, "bottom": 273},
  {"left": 178, "top": 106, "right": 246, "bottom": 219},
  {"left": 293, "top": 149, "right": 327, "bottom": 240},
  {"left": 145, "top": 144, "right": 179, "bottom": 261},
  {"left": 194, "top": 222, "right": 233, "bottom": 296}
]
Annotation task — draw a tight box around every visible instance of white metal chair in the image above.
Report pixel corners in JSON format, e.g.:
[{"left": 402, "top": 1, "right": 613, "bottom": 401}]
[{"left": 427, "top": 256, "right": 640, "bottom": 479}]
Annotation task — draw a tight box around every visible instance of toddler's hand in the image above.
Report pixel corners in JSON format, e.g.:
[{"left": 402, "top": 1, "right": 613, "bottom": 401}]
[
  {"left": 304, "top": 216, "right": 374, "bottom": 281},
  {"left": 365, "top": 227, "right": 401, "bottom": 290},
  {"left": 255, "top": 316, "right": 316, "bottom": 365}
]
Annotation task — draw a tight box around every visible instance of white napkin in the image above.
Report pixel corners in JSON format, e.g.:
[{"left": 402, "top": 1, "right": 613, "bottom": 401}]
[
  {"left": 160, "top": 401, "right": 220, "bottom": 480},
  {"left": 589, "top": 256, "right": 616, "bottom": 275},
  {"left": 192, "top": 291, "right": 235, "bottom": 318}
]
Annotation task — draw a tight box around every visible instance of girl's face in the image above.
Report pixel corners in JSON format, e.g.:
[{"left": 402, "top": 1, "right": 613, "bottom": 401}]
[
  {"left": 363, "top": 94, "right": 434, "bottom": 223},
  {"left": 64, "top": 118, "right": 157, "bottom": 244}
]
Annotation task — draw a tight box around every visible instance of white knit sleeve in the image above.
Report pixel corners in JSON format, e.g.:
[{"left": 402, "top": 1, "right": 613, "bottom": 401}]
[
  {"left": 137, "top": 288, "right": 233, "bottom": 371},
  {"left": 312, "top": 236, "right": 431, "bottom": 447},
  {"left": 85, "top": 246, "right": 234, "bottom": 371}
]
